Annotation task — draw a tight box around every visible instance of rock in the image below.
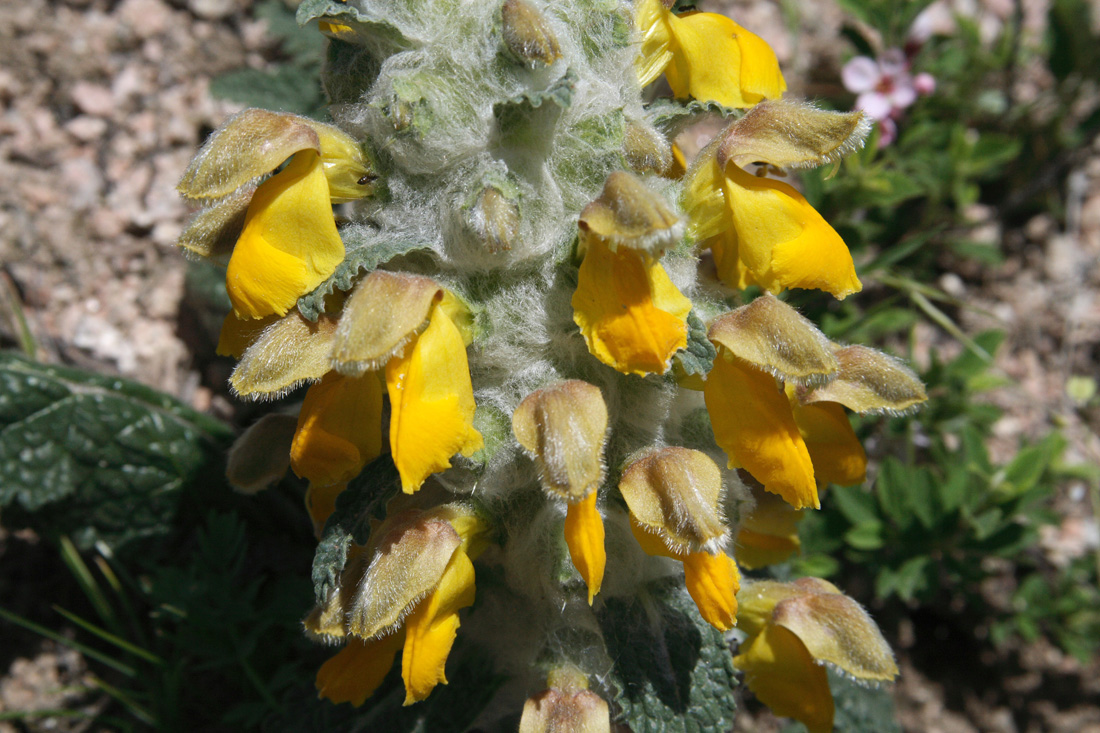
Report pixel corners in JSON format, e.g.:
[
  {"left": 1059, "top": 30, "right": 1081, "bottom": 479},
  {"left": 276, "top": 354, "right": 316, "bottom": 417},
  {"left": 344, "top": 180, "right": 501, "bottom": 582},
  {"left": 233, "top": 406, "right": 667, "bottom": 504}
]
[{"left": 69, "top": 81, "right": 114, "bottom": 117}]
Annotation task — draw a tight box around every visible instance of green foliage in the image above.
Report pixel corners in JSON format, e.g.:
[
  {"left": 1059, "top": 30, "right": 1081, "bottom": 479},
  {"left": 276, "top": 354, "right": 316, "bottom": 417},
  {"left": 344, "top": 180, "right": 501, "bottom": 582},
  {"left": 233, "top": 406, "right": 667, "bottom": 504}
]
[
  {"left": 0, "top": 352, "right": 232, "bottom": 549},
  {"left": 991, "top": 555, "right": 1100, "bottom": 664},
  {"left": 210, "top": 0, "right": 327, "bottom": 116},
  {"left": 311, "top": 455, "right": 400, "bottom": 603},
  {"left": 599, "top": 581, "right": 739, "bottom": 733}
]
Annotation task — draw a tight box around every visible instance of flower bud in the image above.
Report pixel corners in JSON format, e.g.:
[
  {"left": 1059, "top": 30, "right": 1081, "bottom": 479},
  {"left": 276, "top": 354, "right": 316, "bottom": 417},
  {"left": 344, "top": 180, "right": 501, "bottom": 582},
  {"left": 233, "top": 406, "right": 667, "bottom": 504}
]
[
  {"left": 619, "top": 446, "right": 728, "bottom": 554},
  {"left": 469, "top": 185, "right": 520, "bottom": 253},
  {"left": 707, "top": 293, "right": 837, "bottom": 386},
  {"left": 225, "top": 413, "right": 297, "bottom": 493},
  {"left": 519, "top": 667, "right": 611, "bottom": 733},
  {"left": 331, "top": 272, "right": 445, "bottom": 374},
  {"left": 512, "top": 380, "right": 608, "bottom": 502},
  {"left": 797, "top": 344, "right": 926, "bottom": 414},
  {"left": 501, "top": 0, "right": 562, "bottom": 66},
  {"left": 623, "top": 119, "right": 673, "bottom": 176},
  {"left": 716, "top": 99, "right": 870, "bottom": 170},
  {"left": 230, "top": 312, "right": 339, "bottom": 400},
  {"left": 579, "top": 171, "right": 682, "bottom": 254}
]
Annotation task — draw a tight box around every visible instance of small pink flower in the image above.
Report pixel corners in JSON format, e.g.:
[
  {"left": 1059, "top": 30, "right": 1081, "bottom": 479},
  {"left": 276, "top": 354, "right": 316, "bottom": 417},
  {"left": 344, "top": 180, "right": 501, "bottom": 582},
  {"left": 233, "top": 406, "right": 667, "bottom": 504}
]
[
  {"left": 914, "top": 72, "right": 936, "bottom": 96},
  {"left": 841, "top": 50, "right": 918, "bottom": 121}
]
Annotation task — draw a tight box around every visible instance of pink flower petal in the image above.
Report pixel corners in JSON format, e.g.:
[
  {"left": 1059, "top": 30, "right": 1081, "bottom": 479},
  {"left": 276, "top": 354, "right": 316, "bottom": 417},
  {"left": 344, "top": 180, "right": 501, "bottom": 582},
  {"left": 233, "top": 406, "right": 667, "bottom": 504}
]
[
  {"left": 842, "top": 56, "right": 881, "bottom": 94},
  {"left": 856, "top": 91, "right": 893, "bottom": 121}
]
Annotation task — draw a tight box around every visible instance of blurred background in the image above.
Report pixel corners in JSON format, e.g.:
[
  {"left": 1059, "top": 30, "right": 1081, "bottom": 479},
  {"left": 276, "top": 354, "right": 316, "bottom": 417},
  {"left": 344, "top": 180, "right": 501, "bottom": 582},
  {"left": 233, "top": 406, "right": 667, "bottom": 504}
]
[{"left": 1, "top": 0, "right": 1098, "bottom": 730}]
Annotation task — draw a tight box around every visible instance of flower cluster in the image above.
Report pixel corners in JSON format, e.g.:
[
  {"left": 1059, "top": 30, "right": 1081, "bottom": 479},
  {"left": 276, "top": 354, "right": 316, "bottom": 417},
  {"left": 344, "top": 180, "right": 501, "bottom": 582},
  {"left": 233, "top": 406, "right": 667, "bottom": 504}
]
[{"left": 181, "top": 0, "right": 928, "bottom": 729}]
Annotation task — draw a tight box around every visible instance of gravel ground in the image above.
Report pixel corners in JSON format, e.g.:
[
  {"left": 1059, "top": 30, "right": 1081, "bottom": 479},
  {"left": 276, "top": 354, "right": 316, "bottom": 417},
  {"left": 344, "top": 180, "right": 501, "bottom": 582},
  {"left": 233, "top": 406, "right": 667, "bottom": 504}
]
[{"left": 1, "top": 0, "right": 1098, "bottom": 730}]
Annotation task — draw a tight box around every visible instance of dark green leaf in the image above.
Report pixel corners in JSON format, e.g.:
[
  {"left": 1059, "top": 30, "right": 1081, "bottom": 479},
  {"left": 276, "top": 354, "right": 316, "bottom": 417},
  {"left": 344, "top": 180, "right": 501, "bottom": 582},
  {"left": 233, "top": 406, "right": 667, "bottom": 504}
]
[
  {"left": 875, "top": 459, "right": 914, "bottom": 528},
  {"left": 311, "top": 455, "right": 400, "bottom": 603},
  {"left": 296, "top": 229, "right": 435, "bottom": 321},
  {"left": 0, "top": 353, "right": 232, "bottom": 548},
  {"left": 210, "top": 65, "right": 326, "bottom": 118},
  {"left": 600, "top": 581, "right": 738, "bottom": 732},
  {"left": 844, "top": 522, "right": 885, "bottom": 551}
]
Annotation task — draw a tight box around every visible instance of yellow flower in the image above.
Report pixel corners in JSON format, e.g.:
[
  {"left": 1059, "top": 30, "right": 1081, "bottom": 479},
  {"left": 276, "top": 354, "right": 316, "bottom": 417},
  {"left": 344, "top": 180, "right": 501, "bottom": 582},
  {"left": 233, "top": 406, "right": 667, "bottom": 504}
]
[
  {"left": 703, "top": 295, "right": 867, "bottom": 509},
  {"left": 386, "top": 302, "right": 484, "bottom": 494},
  {"left": 513, "top": 380, "right": 610, "bottom": 605},
  {"left": 635, "top": 0, "right": 786, "bottom": 109},
  {"left": 619, "top": 447, "right": 739, "bottom": 630},
  {"left": 687, "top": 150, "right": 861, "bottom": 299},
  {"left": 225, "top": 150, "right": 346, "bottom": 320},
  {"left": 734, "top": 578, "right": 898, "bottom": 733},
  {"left": 572, "top": 239, "right": 691, "bottom": 376},
  {"left": 313, "top": 506, "right": 489, "bottom": 706},
  {"left": 290, "top": 371, "right": 385, "bottom": 487},
  {"left": 326, "top": 271, "right": 483, "bottom": 495},
  {"left": 571, "top": 172, "right": 691, "bottom": 377},
  {"left": 705, "top": 352, "right": 819, "bottom": 509}
]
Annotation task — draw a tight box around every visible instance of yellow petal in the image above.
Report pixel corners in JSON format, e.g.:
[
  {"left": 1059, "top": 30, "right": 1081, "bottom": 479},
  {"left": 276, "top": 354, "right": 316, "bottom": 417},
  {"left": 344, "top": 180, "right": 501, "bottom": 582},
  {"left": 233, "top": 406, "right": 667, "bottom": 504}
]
[
  {"left": 682, "top": 144, "right": 727, "bottom": 241},
  {"left": 729, "top": 22, "right": 787, "bottom": 103},
  {"left": 721, "top": 163, "right": 861, "bottom": 299},
  {"left": 305, "top": 481, "right": 347, "bottom": 538},
  {"left": 316, "top": 632, "right": 405, "bottom": 707},
  {"left": 225, "top": 150, "right": 345, "bottom": 319},
  {"left": 401, "top": 549, "right": 477, "bottom": 704},
  {"left": 216, "top": 311, "right": 277, "bottom": 359},
  {"left": 703, "top": 354, "right": 818, "bottom": 509},
  {"left": 734, "top": 624, "right": 834, "bottom": 733},
  {"left": 707, "top": 230, "right": 758, "bottom": 291},
  {"left": 735, "top": 488, "right": 802, "bottom": 570},
  {"left": 682, "top": 550, "right": 740, "bottom": 631},
  {"left": 290, "top": 371, "right": 384, "bottom": 486},
  {"left": 665, "top": 12, "right": 785, "bottom": 109},
  {"left": 387, "top": 305, "right": 483, "bottom": 494},
  {"left": 571, "top": 237, "right": 691, "bottom": 376},
  {"left": 634, "top": 0, "right": 674, "bottom": 87},
  {"left": 564, "top": 492, "right": 606, "bottom": 605},
  {"left": 789, "top": 393, "right": 867, "bottom": 487}
]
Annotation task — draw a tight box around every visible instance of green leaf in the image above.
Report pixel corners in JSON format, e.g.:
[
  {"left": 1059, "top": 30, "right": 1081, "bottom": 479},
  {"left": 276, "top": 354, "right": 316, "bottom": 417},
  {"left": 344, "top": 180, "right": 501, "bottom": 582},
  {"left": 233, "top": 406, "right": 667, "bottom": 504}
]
[
  {"left": 311, "top": 455, "right": 400, "bottom": 603},
  {"left": 874, "top": 459, "right": 914, "bottom": 528},
  {"left": 0, "top": 353, "right": 232, "bottom": 549},
  {"left": 674, "top": 311, "right": 717, "bottom": 377},
  {"left": 844, "top": 521, "right": 885, "bottom": 551},
  {"left": 296, "top": 229, "right": 435, "bottom": 321},
  {"left": 830, "top": 485, "right": 881, "bottom": 526},
  {"left": 644, "top": 98, "right": 739, "bottom": 136},
  {"left": 600, "top": 581, "right": 738, "bottom": 732},
  {"left": 999, "top": 433, "right": 1065, "bottom": 498},
  {"left": 210, "top": 65, "right": 326, "bottom": 118}
]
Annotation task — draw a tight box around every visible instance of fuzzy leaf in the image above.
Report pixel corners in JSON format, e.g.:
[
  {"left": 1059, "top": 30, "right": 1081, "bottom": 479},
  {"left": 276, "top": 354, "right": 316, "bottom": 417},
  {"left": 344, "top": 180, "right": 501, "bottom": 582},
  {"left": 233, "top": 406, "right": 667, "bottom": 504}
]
[
  {"left": 674, "top": 311, "right": 716, "bottom": 377},
  {"left": 311, "top": 455, "right": 400, "bottom": 603},
  {"left": 645, "top": 98, "right": 740, "bottom": 136},
  {"left": 296, "top": 227, "right": 434, "bottom": 321},
  {"left": 0, "top": 353, "right": 232, "bottom": 548},
  {"left": 600, "top": 580, "right": 738, "bottom": 732}
]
